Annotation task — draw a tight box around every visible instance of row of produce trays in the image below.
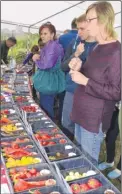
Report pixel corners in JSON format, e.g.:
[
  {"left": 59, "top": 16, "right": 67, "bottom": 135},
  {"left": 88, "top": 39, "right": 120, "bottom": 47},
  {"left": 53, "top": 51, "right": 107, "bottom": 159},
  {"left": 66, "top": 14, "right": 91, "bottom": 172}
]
[
  {"left": 52, "top": 156, "right": 121, "bottom": 194},
  {"left": 32, "top": 130, "right": 82, "bottom": 162},
  {"left": 5, "top": 162, "right": 67, "bottom": 194},
  {"left": 2, "top": 72, "right": 120, "bottom": 194},
  {"left": 1, "top": 135, "right": 46, "bottom": 169}
]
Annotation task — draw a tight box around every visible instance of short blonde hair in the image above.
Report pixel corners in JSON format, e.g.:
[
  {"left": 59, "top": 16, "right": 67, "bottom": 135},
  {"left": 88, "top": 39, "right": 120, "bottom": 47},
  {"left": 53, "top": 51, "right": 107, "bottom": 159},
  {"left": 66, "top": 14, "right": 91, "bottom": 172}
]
[
  {"left": 76, "top": 14, "right": 86, "bottom": 23},
  {"left": 86, "top": 1, "right": 117, "bottom": 39}
]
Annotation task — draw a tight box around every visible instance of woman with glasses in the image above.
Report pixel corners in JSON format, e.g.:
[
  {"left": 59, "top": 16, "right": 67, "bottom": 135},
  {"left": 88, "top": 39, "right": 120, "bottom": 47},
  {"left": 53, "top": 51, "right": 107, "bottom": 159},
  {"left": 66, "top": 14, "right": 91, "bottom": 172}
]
[{"left": 68, "top": 1, "right": 121, "bottom": 162}]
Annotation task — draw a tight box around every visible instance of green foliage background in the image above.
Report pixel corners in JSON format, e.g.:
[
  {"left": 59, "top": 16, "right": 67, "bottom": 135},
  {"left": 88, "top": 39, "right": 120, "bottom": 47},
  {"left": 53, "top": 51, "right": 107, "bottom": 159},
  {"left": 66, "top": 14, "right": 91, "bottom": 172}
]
[{"left": 7, "top": 33, "right": 39, "bottom": 64}]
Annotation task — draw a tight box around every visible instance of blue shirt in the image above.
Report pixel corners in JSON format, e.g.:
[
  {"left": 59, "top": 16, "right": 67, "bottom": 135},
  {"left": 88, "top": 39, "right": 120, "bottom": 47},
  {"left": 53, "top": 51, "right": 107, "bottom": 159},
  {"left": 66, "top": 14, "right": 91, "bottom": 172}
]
[
  {"left": 58, "top": 30, "right": 78, "bottom": 52},
  {"left": 66, "top": 40, "right": 97, "bottom": 93}
]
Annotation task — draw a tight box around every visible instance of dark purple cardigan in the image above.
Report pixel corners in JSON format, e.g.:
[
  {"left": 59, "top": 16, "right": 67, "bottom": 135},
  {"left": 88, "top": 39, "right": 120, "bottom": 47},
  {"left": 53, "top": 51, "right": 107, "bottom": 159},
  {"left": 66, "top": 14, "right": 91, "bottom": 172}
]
[{"left": 71, "top": 41, "right": 121, "bottom": 133}]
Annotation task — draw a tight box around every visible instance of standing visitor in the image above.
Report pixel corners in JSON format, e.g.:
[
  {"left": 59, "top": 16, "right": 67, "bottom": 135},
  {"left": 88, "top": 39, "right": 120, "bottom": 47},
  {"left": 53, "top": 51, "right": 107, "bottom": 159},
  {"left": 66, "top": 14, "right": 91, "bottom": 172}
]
[{"left": 69, "top": 1, "right": 121, "bottom": 162}]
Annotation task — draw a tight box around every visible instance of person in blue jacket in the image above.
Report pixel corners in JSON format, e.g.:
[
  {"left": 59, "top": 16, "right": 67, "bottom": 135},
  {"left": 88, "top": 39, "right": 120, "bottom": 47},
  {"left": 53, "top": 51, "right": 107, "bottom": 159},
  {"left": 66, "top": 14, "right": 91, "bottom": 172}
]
[
  {"left": 23, "top": 45, "right": 39, "bottom": 66},
  {"left": 58, "top": 18, "right": 78, "bottom": 53},
  {"left": 61, "top": 14, "right": 97, "bottom": 140},
  {"left": 23, "top": 38, "right": 44, "bottom": 66}
]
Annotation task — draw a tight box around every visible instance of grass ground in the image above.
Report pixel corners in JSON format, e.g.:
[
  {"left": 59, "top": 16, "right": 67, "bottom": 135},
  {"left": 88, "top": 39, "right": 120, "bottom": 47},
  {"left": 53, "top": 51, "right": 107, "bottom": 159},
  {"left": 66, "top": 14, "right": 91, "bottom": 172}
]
[{"left": 99, "top": 135, "right": 121, "bottom": 191}]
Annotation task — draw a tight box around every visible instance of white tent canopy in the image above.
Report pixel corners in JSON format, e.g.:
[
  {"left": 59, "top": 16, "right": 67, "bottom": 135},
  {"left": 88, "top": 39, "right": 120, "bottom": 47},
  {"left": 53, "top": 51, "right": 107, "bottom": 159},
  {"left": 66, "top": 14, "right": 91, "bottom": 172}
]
[{"left": 1, "top": 1, "right": 121, "bottom": 40}]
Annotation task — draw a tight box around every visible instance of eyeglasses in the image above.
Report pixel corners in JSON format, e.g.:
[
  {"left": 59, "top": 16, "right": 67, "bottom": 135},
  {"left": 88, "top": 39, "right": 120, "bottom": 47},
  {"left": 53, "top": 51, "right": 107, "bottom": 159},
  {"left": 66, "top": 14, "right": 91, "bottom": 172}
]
[{"left": 85, "top": 17, "right": 98, "bottom": 23}]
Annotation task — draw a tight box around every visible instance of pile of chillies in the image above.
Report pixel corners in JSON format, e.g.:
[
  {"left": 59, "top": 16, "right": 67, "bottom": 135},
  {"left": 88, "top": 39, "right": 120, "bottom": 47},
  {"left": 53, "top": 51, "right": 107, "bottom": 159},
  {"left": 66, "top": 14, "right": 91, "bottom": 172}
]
[{"left": 22, "top": 106, "right": 37, "bottom": 112}]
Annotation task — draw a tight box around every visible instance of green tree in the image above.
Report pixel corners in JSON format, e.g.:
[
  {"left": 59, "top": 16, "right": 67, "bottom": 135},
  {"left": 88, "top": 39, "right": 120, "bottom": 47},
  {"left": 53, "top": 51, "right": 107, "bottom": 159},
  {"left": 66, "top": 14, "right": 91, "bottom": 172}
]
[{"left": 8, "top": 33, "right": 39, "bottom": 64}]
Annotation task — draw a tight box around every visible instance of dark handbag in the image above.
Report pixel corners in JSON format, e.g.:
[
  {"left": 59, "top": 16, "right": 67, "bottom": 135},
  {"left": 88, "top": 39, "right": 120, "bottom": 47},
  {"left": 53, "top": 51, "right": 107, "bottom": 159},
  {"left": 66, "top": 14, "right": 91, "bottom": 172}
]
[{"left": 33, "top": 59, "right": 66, "bottom": 94}]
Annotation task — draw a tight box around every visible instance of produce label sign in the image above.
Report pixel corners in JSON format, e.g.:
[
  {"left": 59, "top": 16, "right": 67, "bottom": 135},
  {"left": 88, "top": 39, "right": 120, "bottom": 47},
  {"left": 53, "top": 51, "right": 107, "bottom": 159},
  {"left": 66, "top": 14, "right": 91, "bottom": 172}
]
[
  {"left": 1, "top": 166, "right": 11, "bottom": 194},
  {"left": 1, "top": 183, "right": 11, "bottom": 194}
]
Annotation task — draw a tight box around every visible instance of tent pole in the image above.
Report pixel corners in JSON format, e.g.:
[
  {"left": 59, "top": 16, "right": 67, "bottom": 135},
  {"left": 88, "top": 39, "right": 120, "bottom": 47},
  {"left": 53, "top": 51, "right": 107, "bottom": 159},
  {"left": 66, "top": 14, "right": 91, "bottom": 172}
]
[
  {"left": 27, "top": 27, "right": 31, "bottom": 53},
  {"left": 29, "top": 0, "right": 86, "bottom": 28}
]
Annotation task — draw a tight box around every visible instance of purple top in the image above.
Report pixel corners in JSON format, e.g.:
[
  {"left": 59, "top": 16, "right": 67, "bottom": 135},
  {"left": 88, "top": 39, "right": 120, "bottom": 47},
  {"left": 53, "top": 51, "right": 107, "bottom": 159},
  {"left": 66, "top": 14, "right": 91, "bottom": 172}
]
[
  {"left": 23, "top": 53, "right": 33, "bottom": 65},
  {"left": 35, "top": 40, "right": 64, "bottom": 69},
  {"left": 71, "top": 41, "right": 121, "bottom": 133}
]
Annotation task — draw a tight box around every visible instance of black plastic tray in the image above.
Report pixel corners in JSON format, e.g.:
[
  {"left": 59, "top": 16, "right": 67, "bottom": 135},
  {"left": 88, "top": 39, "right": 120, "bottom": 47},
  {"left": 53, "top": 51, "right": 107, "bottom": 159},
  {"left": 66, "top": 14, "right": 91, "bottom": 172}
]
[
  {"left": 13, "top": 93, "right": 30, "bottom": 97},
  {"left": 5, "top": 114, "right": 20, "bottom": 120},
  {"left": 16, "top": 101, "right": 35, "bottom": 107},
  {"left": 1, "top": 103, "right": 14, "bottom": 109},
  {"left": 45, "top": 144, "right": 82, "bottom": 162},
  {"left": 34, "top": 131, "right": 65, "bottom": 141},
  {"left": 1, "top": 135, "right": 32, "bottom": 146},
  {"left": 4, "top": 154, "right": 44, "bottom": 169},
  {"left": 26, "top": 111, "right": 44, "bottom": 117},
  {"left": 14, "top": 87, "right": 29, "bottom": 92},
  {"left": 69, "top": 174, "right": 121, "bottom": 194},
  {"left": 1, "top": 136, "right": 43, "bottom": 155},
  {"left": 8, "top": 163, "right": 54, "bottom": 182},
  {"left": 2, "top": 141, "right": 39, "bottom": 156},
  {"left": 15, "top": 91, "right": 30, "bottom": 96},
  {"left": 19, "top": 185, "right": 65, "bottom": 194},
  {"left": 1, "top": 129, "right": 28, "bottom": 138},
  {"left": 1, "top": 119, "right": 25, "bottom": 127},
  {"left": 31, "top": 120, "right": 59, "bottom": 131},
  {"left": 37, "top": 137, "right": 70, "bottom": 148},
  {"left": 1, "top": 108, "right": 17, "bottom": 115},
  {"left": 55, "top": 156, "right": 99, "bottom": 183},
  {"left": 12, "top": 172, "right": 57, "bottom": 193},
  {"left": 35, "top": 128, "right": 60, "bottom": 134},
  {"left": 89, "top": 183, "right": 121, "bottom": 194}
]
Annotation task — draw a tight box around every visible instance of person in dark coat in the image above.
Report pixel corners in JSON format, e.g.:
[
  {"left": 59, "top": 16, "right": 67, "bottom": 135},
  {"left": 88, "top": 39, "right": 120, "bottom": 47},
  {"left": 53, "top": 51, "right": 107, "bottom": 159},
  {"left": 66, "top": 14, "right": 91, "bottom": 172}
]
[
  {"left": 1, "top": 37, "right": 17, "bottom": 64},
  {"left": 57, "top": 18, "right": 78, "bottom": 126},
  {"left": 61, "top": 14, "right": 97, "bottom": 141}
]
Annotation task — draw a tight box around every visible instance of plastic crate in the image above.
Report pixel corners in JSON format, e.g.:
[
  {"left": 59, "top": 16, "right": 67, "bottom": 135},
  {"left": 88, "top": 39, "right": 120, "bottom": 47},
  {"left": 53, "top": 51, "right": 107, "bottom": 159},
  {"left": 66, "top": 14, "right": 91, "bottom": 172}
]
[
  {"left": 55, "top": 156, "right": 99, "bottom": 182},
  {"left": 7, "top": 163, "right": 67, "bottom": 194},
  {"left": 45, "top": 144, "right": 82, "bottom": 162},
  {"left": 54, "top": 156, "right": 121, "bottom": 194}
]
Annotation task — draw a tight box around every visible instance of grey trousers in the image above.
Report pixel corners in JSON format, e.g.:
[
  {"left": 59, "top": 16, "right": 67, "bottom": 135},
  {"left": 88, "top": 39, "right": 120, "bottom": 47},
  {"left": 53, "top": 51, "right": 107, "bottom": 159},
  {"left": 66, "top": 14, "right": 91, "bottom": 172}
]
[{"left": 62, "top": 92, "right": 75, "bottom": 136}]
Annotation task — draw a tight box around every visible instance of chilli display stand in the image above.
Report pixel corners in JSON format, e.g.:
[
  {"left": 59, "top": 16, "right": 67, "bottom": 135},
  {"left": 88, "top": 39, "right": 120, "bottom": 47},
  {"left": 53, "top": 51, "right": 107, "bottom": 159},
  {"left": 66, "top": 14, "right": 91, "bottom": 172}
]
[{"left": 1, "top": 68, "right": 121, "bottom": 194}]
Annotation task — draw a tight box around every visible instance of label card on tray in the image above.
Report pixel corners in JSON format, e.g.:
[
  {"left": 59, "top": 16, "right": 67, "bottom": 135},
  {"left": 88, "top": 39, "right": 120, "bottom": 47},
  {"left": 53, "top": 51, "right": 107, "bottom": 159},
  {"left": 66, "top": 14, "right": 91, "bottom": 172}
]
[{"left": 1, "top": 183, "right": 11, "bottom": 194}]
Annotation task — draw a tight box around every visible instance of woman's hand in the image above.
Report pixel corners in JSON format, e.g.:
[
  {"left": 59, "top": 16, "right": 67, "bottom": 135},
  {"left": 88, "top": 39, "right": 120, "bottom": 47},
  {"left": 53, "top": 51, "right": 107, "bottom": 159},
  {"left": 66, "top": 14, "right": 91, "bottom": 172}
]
[
  {"left": 32, "top": 54, "right": 40, "bottom": 62},
  {"left": 69, "top": 70, "right": 89, "bottom": 86},
  {"left": 68, "top": 57, "right": 82, "bottom": 71}
]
